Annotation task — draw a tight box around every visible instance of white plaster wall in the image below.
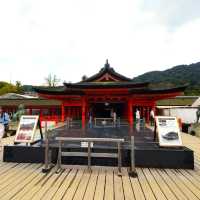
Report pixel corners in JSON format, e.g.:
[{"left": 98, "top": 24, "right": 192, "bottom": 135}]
[
  {"left": 162, "top": 109, "right": 170, "bottom": 116},
  {"left": 162, "top": 108, "right": 198, "bottom": 123}
]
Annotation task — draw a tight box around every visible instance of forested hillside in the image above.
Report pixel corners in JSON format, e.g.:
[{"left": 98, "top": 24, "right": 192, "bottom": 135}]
[{"left": 132, "top": 62, "right": 200, "bottom": 95}]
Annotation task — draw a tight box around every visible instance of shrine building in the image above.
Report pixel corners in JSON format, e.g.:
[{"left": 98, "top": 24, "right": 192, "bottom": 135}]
[{"left": 34, "top": 60, "right": 186, "bottom": 128}]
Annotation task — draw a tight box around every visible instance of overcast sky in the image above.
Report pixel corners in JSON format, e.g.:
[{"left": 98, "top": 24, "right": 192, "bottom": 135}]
[{"left": 0, "top": 0, "right": 200, "bottom": 85}]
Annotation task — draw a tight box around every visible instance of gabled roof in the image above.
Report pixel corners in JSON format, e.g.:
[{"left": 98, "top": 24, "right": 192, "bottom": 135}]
[
  {"left": 80, "top": 60, "right": 132, "bottom": 82},
  {"left": 34, "top": 61, "right": 186, "bottom": 97}
]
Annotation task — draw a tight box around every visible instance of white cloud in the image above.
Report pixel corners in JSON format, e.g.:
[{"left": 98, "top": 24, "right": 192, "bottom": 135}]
[
  {"left": 0, "top": 0, "right": 199, "bottom": 85},
  {"left": 140, "top": 0, "right": 200, "bottom": 30}
]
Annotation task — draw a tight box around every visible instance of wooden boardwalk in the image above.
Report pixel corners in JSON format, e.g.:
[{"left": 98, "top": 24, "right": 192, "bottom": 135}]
[{"left": 0, "top": 133, "right": 200, "bottom": 200}]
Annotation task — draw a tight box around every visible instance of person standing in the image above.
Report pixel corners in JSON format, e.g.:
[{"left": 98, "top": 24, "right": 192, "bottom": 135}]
[
  {"left": 0, "top": 107, "right": 10, "bottom": 137},
  {"left": 88, "top": 109, "right": 93, "bottom": 128},
  {"left": 150, "top": 109, "right": 155, "bottom": 126},
  {"left": 89, "top": 114, "right": 93, "bottom": 128},
  {"left": 113, "top": 111, "right": 117, "bottom": 127},
  {"left": 135, "top": 109, "right": 140, "bottom": 123}
]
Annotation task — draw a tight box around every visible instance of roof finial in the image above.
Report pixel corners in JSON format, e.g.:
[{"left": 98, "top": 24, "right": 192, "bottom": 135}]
[{"left": 104, "top": 59, "right": 110, "bottom": 69}]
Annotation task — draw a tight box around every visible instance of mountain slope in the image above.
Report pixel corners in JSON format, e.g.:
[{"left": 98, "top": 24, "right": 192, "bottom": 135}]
[{"left": 132, "top": 62, "right": 200, "bottom": 95}]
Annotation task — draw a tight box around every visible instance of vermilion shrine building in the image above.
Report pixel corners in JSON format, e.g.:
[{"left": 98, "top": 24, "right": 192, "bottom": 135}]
[
  {"left": 35, "top": 60, "right": 185, "bottom": 128},
  {"left": 3, "top": 61, "right": 194, "bottom": 170}
]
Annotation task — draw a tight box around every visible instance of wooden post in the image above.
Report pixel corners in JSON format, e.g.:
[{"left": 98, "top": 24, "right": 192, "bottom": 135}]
[
  {"left": 129, "top": 136, "right": 137, "bottom": 177},
  {"left": 88, "top": 142, "right": 91, "bottom": 170},
  {"left": 56, "top": 140, "right": 62, "bottom": 173},
  {"left": 44, "top": 121, "right": 48, "bottom": 169},
  {"left": 42, "top": 121, "right": 53, "bottom": 173},
  {"left": 118, "top": 142, "right": 122, "bottom": 175}
]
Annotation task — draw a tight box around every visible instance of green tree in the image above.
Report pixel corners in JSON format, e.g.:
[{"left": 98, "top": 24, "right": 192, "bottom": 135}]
[
  {"left": 15, "top": 81, "right": 23, "bottom": 93},
  {"left": 0, "top": 81, "right": 17, "bottom": 95}
]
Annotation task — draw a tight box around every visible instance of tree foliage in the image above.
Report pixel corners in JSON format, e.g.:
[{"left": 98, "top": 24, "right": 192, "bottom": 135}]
[
  {"left": 132, "top": 62, "right": 200, "bottom": 95},
  {"left": 15, "top": 81, "right": 23, "bottom": 93},
  {"left": 0, "top": 81, "right": 23, "bottom": 95},
  {"left": 0, "top": 82, "right": 16, "bottom": 95}
]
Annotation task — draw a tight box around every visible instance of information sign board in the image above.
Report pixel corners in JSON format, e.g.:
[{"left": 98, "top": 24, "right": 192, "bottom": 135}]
[
  {"left": 15, "top": 115, "right": 39, "bottom": 143},
  {"left": 155, "top": 116, "right": 182, "bottom": 147}
]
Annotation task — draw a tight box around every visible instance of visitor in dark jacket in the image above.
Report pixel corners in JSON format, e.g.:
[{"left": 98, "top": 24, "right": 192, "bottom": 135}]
[{"left": 0, "top": 107, "right": 10, "bottom": 132}]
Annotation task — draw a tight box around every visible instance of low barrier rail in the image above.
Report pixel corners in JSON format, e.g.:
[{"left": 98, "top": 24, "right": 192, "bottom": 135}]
[
  {"left": 42, "top": 123, "right": 137, "bottom": 177},
  {"left": 55, "top": 137, "right": 124, "bottom": 174}
]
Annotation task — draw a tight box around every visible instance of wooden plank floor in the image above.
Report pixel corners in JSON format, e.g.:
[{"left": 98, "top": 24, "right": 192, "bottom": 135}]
[{"left": 0, "top": 133, "right": 199, "bottom": 200}]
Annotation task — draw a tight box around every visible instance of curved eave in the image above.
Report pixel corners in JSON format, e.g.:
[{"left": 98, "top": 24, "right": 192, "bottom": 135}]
[
  {"left": 34, "top": 87, "right": 85, "bottom": 95},
  {"left": 64, "top": 82, "right": 149, "bottom": 89},
  {"left": 0, "top": 99, "right": 61, "bottom": 106},
  {"left": 129, "top": 86, "right": 187, "bottom": 94}
]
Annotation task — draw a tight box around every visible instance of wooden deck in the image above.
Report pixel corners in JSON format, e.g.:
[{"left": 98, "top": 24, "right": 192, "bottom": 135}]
[{"left": 0, "top": 133, "right": 200, "bottom": 200}]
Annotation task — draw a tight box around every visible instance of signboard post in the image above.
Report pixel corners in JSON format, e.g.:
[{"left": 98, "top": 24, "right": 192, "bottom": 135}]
[
  {"left": 155, "top": 116, "right": 183, "bottom": 147},
  {"left": 15, "top": 115, "right": 40, "bottom": 144}
]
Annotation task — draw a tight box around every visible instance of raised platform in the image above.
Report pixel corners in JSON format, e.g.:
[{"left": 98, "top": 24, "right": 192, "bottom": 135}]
[{"left": 3, "top": 126, "right": 194, "bottom": 169}]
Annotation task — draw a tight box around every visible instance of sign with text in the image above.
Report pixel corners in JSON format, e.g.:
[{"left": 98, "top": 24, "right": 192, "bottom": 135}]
[
  {"left": 81, "top": 142, "right": 94, "bottom": 148},
  {"left": 15, "top": 115, "right": 39, "bottom": 143},
  {"left": 155, "top": 116, "right": 182, "bottom": 147}
]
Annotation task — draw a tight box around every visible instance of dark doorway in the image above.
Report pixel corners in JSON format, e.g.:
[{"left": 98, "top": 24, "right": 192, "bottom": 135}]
[{"left": 91, "top": 102, "right": 125, "bottom": 118}]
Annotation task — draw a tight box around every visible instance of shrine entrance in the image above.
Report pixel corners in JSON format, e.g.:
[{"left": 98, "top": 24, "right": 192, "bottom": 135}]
[{"left": 90, "top": 102, "right": 125, "bottom": 118}]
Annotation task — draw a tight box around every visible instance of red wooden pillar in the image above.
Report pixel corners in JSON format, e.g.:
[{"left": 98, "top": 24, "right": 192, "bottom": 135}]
[
  {"left": 128, "top": 99, "right": 133, "bottom": 126},
  {"left": 82, "top": 97, "right": 86, "bottom": 129},
  {"left": 29, "top": 108, "right": 32, "bottom": 115},
  {"left": 61, "top": 103, "right": 65, "bottom": 122}
]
